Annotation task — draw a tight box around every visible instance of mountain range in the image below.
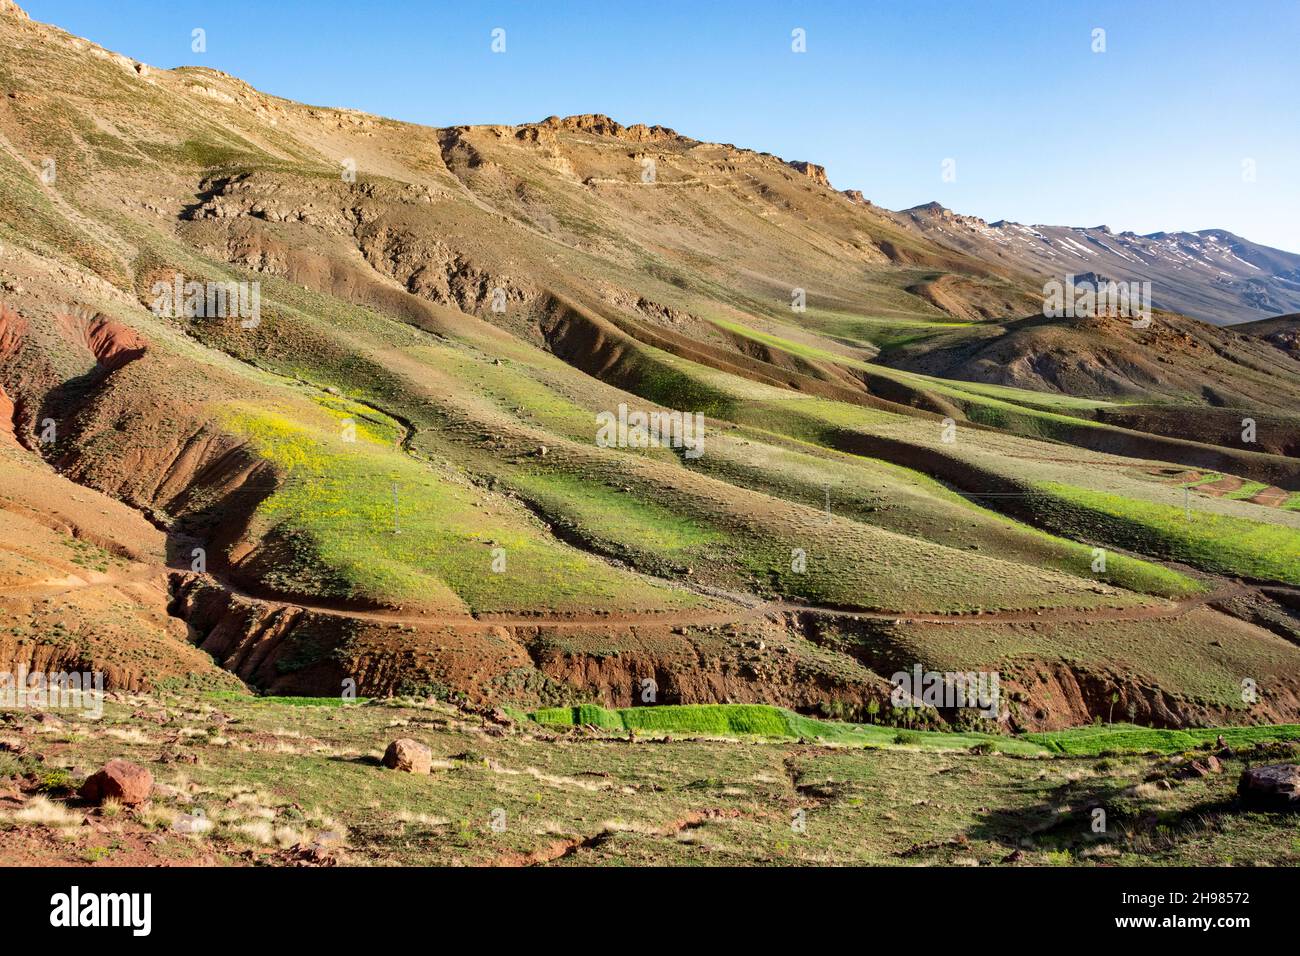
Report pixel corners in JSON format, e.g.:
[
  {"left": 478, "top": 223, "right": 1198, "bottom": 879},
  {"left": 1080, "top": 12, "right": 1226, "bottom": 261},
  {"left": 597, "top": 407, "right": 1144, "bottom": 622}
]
[{"left": 892, "top": 201, "right": 1300, "bottom": 326}]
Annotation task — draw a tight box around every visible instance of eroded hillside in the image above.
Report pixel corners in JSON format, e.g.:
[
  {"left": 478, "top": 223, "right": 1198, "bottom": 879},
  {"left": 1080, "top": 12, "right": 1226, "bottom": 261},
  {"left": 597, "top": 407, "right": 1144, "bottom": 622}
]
[{"left": 1, "top": 3, "right": 1299, "bottom": 734}]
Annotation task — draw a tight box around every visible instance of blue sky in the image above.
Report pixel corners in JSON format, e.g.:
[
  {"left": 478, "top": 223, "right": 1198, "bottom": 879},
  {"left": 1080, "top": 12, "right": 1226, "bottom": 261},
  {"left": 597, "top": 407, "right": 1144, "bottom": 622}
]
[{"left": 24, "top": 0, "right": 1300, "bottom": 252}]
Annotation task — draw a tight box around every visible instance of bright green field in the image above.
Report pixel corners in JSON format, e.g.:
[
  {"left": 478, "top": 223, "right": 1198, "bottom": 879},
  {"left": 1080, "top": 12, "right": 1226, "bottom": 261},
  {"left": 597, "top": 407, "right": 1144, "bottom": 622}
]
[
  {"left": 529, "top": 703, "right": 1045, "bottom": 753},
  {"left": 530, "top": 704, "right": 1300, "bottom": 759},
  {"left": 1027, "top": 723, "right": 1300, "bottom": 756},
  {"left": 1038, "top": 482, "right": 1300, "bottom": 585},
  {"left": 219, "top": 400, "right": 700, "bottom": 612}
]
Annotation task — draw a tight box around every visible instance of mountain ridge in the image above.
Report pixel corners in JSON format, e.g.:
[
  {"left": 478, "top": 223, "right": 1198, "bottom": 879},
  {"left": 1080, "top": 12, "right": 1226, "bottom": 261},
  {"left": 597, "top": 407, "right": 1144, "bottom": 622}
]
[{"left": 892, "top": 201, "right": 1300, "bottom": 325}]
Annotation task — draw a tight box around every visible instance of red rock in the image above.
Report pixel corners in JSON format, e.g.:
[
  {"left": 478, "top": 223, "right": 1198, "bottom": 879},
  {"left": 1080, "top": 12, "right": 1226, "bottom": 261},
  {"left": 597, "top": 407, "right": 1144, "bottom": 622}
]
[
  {"left": 1184, "top": 755, "right": 1223, "bottom": 778},
  {"left": 79, "top": 759, "right": 153, "bottom": 806}
]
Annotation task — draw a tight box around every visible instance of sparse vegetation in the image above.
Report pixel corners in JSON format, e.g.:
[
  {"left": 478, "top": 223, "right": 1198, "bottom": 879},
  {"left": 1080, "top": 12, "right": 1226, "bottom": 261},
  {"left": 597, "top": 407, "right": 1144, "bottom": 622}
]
[{"left": 1, "top": 696, "right": 1298, "bottom": 867}]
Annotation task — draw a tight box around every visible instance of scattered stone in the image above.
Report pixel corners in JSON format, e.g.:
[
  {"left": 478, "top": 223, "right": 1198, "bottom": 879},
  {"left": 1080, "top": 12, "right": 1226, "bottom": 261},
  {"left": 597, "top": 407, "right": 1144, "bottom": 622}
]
[
  {"left": 1179, "top": 755, "right": 1223, "bottom": 779},
  {"left": 286, "top": 842, "right": 338, "bottom": 866},
  {"left": 1238, "top": 763, "right": 1300, "bottom": 810},
  {"left": 80, "top": 759, "right": 153, "bottom": 806},
  {"left": 157, "top": 750, "right": 199, "bottom": 765},
  {"left": 382, "top": 738, "right": 432, "bottom": 774}
]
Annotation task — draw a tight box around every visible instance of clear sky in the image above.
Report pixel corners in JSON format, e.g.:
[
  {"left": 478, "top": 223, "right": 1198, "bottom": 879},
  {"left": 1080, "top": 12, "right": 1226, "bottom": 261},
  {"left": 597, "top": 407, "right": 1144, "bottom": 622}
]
[{"left": 23, "top": 0, "right": 1300, "bottom": 252}]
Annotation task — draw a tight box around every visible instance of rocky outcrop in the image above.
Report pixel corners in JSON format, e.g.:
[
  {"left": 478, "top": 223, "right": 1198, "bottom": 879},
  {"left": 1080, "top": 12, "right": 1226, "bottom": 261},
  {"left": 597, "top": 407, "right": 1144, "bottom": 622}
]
[
  {"left": 532, "top": 114, "right": 680, "bottom": 142},
  {"left": 786, "top": 160, "right": 830, "bottom": 187}
]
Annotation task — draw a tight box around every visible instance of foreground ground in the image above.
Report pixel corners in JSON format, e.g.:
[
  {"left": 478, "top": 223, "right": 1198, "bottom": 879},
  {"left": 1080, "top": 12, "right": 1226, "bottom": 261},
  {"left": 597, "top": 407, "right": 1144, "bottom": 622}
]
[{"left": 2, "top": 695, "right": 1298, "bottom": 867}]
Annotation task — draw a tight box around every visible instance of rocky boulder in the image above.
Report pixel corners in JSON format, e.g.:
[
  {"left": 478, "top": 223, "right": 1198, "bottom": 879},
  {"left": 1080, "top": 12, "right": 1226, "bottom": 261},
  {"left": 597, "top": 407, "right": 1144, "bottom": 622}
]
[
  {"left": 1237, "top": 763, "right": 1300, "bottom": 810},
  {"left": 382, "top": 738, "right": 432, "bottom": 774},
  {"left": 79, "top": 759, "right": 153, "bottom": 806},
  {"left": 1176, "top": 754, "right": 1223, "bottom": 779}
]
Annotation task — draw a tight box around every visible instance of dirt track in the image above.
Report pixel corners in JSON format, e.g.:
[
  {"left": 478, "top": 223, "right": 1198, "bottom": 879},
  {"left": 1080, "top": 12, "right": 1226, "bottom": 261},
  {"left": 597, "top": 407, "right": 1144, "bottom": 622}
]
[{"left": 180, "top": 562, "right": 1249, "bottom": 632}]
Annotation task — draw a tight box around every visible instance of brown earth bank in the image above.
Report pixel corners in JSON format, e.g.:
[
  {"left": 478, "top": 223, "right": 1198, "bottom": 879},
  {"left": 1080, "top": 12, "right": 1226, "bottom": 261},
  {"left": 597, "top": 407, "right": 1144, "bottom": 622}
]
[
  {"left": 801, "top": 609, "right": 1300, "bottom": 732},
  {"left": 167, "top": 574, "right": 891, "bottom": 711},
  {"left": 0, "top": 449, "right": 243, "bottom": 692},
  {"left": 1095, "top": 406, "right": 1300, "bottom": 460},
  {"left": 166, "top": 572, "right": 1300, "bottom": 733}
]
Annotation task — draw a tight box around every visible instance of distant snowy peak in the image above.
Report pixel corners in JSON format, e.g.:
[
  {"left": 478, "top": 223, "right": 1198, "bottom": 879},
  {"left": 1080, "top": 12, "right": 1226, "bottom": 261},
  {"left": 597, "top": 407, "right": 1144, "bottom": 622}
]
[{"left": 892, "top": 203, "right": 1300, "bottom": 325}]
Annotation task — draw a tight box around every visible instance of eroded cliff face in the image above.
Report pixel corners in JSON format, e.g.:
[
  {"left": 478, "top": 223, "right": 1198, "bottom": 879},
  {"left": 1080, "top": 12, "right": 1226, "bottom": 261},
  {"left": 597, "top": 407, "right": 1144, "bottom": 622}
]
[{"left": 786, "top": 160, "right": 831, "bottom": 188}]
